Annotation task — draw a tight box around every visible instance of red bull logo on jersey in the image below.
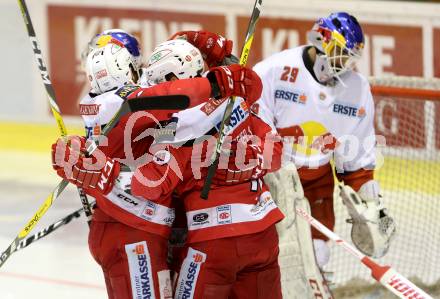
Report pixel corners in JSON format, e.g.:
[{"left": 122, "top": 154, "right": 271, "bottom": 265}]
[
  {"left": 251, "top": 191, "right": 275, "bottom": 216},
  {"left": 125, "top": 241, "right": 155, "bottom": 299},
  {"left": 277, "top": 121, "right": 340, "bottom": 156},
  {"left": 333, "top": 102, "right": 366, "bottom": 118},
  {"left": 200, "top": 97, "right": 227, "bottom": 115},
  {"left": 274, "top": 89, "right": 307, "bottom": 104}
]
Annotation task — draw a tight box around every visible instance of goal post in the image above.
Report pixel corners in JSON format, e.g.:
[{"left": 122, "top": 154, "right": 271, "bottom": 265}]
[{"left": 329, "top": 76, "right": 440, "bottom": 296}]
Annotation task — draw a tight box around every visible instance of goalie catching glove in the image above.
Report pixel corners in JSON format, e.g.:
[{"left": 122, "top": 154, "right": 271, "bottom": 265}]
[
  {"left": 51, "top": 136, "right": 120, "bottom": 194},
  {"left": 339, "top": 180, "right": 396, "bottom": 258}
]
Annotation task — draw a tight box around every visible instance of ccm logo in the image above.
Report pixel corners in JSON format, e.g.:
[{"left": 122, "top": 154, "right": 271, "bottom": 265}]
[
  {"left": 220, "top": 66, "right": 233, "bottom": 89},
  {"left": 98, "top": 160, "right": 115, "bottom": 190}
]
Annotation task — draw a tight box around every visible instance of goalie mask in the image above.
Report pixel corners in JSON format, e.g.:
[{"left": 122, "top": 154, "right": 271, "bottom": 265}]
[
  {"left": 307, "top": 12, "right": 364, "bottom": 83},
  {"left": 85, "top": 43, "right": 140, "bottom": 94},
  {"left": 145, "top": 40, "right": 204, "bottom": 85},
  {"left": 339, "top": 182, "right": 396, "bottom": 258}
]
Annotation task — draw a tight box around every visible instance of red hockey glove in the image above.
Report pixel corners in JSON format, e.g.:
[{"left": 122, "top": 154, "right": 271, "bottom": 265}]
[
  {"left": 51, "top": 136, "right": 120, "bottom": 194},
  {"left": 207, "top": 64, "right": 262, "bottom": 104},
  {"left": 170, "top": 30, "right": 233, "bottom": 67},
  {"left": 213, "top": 138, "right": 265, "bottom": 185}
]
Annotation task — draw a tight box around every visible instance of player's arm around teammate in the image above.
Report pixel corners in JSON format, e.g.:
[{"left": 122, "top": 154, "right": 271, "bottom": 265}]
[
  {"left": 51, "top": 34, "right": 264, "bottom": 299},
  {"left": 51, "top": 31, "right": 237, "bottom": 299},
  {"left": 127, "top": 40, "right": 285, "bottom": 299}
]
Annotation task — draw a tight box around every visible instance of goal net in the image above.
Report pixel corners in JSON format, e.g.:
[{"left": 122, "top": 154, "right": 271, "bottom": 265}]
[{"left": 329, "top": 76, "right": 440, "bottom": 296}]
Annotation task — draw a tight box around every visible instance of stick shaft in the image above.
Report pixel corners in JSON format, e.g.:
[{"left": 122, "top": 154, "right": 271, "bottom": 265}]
[
  {"left": 295, "top": 207, "right": 433, "bottom": 299},
  {"left": 12, "top": 205, "right": 89, "bottom": 253},
  {"left": 17, "top": 0, "right": 93, "bottom": 223},
  {"left": 0, "top": 179, "right": 68, "bottom": 267},
  {"left": 0, "top": 94, "right": 191, "bottom": 268},
  {"left": 201, "top": 0, "right": 263, "bottom": 199}
]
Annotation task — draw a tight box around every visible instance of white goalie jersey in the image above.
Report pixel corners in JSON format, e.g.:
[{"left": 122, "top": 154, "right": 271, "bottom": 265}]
[{"left": 253, "top": 46, "right": 377, "bottom": 173}]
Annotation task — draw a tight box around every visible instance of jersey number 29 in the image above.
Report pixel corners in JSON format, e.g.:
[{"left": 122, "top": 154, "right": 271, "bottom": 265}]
[{"left": 280, "top": 66, "right": 299, "bottom": 83}]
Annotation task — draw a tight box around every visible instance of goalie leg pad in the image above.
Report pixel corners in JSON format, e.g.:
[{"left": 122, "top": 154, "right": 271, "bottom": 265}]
[
  {"left": 264, "top": 163, "right": 333, "bottom": 299},
  {"left": 295, "top": 196, "right": 334, "bottom": 299}
]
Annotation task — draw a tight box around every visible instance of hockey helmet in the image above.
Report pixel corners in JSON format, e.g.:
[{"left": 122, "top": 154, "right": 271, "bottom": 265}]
[
  {"left": 82, "top": 29, "right": 142, "bottom": 69},
  {"left": 308, "top": 12, "right": 364, "bottom": 79},
  {"left": 85, "top": 42, "right": 140, "bottom": 94},
  {"left": 145, "top": 40, "right": 204, "bottom": 84}
]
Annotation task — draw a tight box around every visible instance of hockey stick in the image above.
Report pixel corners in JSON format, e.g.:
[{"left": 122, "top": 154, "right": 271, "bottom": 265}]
[
  {"left": 11, "top": 205, "right": 90, "bottom": 254},
  {"left": 0, "top": 180, "right": 68, "bottom": 268},
  {"left": 0, "top": 94, "right": 190, "bottom": 268},
  {"left": 17, "top": 0, "right": 93, "bottom": 225},
  {"left": 200, "top": 0, "right": 263, "bottom": 199},
  {"left": 295, "top": 207, "right": 433, "bottom": 299}
]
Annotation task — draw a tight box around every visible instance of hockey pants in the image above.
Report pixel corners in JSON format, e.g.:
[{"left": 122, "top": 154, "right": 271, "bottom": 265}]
[
  {"left": 174, "top": 225, "right": 282, "bottom": 299},
  {"left": 88, "top": 207, "right": 172, "bottom": 299}
]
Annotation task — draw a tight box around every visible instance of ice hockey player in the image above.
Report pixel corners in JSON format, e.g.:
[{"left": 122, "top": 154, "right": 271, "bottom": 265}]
[
  {"left": 252, "top": 10, "right": 396, "bottom": 284},
  {"left": 125, "top": 39, "right": 284, "bottom": 299},
  {"left": 52, "top": 30, "right": 257, "bottom": 299},
  {"left": 53, "top": 35, "right": 284, "bottom": 298}
]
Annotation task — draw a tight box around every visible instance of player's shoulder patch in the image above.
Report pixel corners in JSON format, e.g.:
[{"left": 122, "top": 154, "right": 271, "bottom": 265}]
[
  {"left": 79, "top": 103, "right": 100, "bottom": 115},
  {"left": 200, "top": 97, "right": 228, "bottom": 116},
  {"left": 115, "top": 84, "right": 140, "bottom": 100}
]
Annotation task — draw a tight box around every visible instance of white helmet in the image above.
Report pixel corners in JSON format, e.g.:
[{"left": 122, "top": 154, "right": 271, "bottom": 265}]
[
  {"left": 82, "top": 29, "right": 142, "bottom": 69},
  {"left": 145, "top": 40, "right": 204, "bottom": 84},
  {"left": 85, "top": 43, "right": 139, "bottom": 94}
]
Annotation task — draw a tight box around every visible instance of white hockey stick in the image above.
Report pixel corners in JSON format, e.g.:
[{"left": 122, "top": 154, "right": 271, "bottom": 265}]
[{"left": 295, "top": 207, "right": 433, "bottom": 299}]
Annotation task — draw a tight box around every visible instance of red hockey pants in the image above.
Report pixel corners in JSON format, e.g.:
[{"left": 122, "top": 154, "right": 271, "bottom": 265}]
[
  {"left": 174, "top": 225, "right": 282, "bottom": 299},
  {"left": 88, "top": 207, "right": 172, "bottom": 299}
]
